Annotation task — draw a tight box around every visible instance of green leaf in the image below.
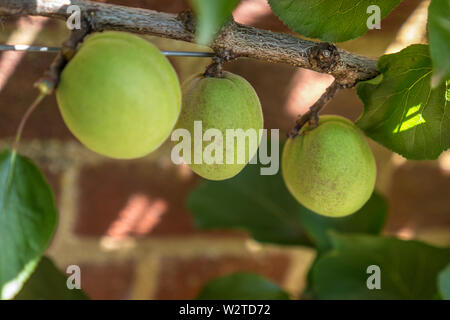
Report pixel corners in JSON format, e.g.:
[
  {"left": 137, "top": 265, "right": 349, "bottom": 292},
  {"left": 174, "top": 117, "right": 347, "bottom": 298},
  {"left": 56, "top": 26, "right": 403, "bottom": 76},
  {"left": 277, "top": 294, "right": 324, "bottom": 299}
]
[
  {"left": 357, "top": 44, "right": 450, "bottom": 160},
  {"left": 189, "top": 162, "right": 311, "bottom": 246},
  {"left": 312, "top": 234, "right": 450, "bottom": 299},
  {"left": 14, "top": 256, "right": 88, "bottom": 300},
  {"left": 268, "top": 0, "right": 402, "bottom": 42},
  {"left": 191, "top": 0, "right": 240, "bottom": 45},
  {"left": 299, "top": 192, "right": 387, "bottom": 253},
  {"left": 302, "top": 193, "right": 388, "bottom": 299},
  {"left": 428, "top": 0, "right": 450, "bottom": 87},
  {"left": 197, "top": 273, "right": 289, "bottom": 300},
  {"left": 189, "top": 149, "right": 387, "bottom": 247},
  {"left": 438, "top": 264, "right": 450, "bottom": 300},
  {"left": 0, "top": 149, "right": 58, "bottom": 300}
]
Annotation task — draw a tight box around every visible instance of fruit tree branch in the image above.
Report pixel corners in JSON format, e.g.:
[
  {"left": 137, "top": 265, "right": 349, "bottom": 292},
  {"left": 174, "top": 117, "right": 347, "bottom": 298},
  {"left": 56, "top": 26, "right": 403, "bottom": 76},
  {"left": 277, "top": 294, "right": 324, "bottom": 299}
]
[{"left": 0, "top": 0, "right": 379, "bottom": 86}]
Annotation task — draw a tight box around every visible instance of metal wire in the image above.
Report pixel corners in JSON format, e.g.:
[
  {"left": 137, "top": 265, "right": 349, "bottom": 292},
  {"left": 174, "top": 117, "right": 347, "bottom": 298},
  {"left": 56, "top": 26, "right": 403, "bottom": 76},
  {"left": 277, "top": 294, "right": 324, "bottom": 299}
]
[
  {"left": 0, "top": 44, "right": 61, "bottom": 53},
  {"left": 0, "top": 44, "right": 215, "bottom": 57}
]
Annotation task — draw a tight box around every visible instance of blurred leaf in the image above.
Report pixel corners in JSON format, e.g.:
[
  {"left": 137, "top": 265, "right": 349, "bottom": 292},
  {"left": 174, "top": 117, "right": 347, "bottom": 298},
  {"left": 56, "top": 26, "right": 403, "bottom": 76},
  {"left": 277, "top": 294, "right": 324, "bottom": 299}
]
[
  {"left": 312, "top": 234, "right": 450, "bottom": 299},
  {"left": 15, "top": 257, "right": 88, "bottom": 300},
  {"left": 191, "top": 0, "right": 240, "bottom": 45},
  {"left": 438, "top": 264, "right": 450, "bottom": 300},
  {"left": 0, "top": 149, "right": 58, "bottom": 300},
  {"left": 299, "top": 192, "right": 387, "bottom": 253},
  {"left": 428, "top": 0, "right": 450, "bottom": 87},
  {"left": 189, "top": 161, "right": 312, "bottom": 246},
  {"left": 357, "top": 44, "right": 450, "bottom": 160},
  {"left": 268, "top": 0, "right": 401, "bottom": 42},
  {"left": 197, "top": 273, "right": 289, "bottom": 300}
]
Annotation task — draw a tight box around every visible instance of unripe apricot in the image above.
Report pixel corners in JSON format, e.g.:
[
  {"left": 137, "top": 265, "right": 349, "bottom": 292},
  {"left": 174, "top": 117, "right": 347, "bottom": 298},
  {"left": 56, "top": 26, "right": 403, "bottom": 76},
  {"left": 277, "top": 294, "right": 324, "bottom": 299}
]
[
  {"left": 176, "top": 72, "right": 263, "bottom": 180},
  {"left": 56, "top": 31, "right": 181, "bottom": 159},
  {"left": 282, "top": 115, "right": 376, "bottom": 217}
]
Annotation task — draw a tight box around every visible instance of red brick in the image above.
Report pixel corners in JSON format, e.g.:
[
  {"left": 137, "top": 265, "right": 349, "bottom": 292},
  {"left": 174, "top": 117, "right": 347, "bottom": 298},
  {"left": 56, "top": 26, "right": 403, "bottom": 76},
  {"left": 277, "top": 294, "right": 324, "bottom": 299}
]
[
  {"left": 79, "top": 261, "right": 135, "bottom": 300},
  {"left": 386, "top": 163, "right": 450, "bottom": 232},
  {"left": 154, "top": 253, "right": 292, "bottom": 300},
  {"left": 75, "top": 156, "right": 248, "bottom": 238}
]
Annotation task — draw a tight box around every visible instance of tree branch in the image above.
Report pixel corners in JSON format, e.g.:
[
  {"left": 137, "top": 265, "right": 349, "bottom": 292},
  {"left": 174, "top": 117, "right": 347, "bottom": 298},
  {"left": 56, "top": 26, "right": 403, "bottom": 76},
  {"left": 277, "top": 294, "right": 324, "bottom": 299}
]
[
  {"left": 0, "top": 0, "right": 379, "bottom": 86},
  {"left": 289, "top": 81, "right": 341, "bottom": 138}
]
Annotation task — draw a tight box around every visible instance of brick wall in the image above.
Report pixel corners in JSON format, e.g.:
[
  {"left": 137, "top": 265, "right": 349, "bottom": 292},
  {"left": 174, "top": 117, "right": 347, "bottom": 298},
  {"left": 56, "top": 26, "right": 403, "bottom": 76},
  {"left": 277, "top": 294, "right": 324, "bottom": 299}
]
[{"left": 0, "top": 0, "right": 449, "bottom": 300}]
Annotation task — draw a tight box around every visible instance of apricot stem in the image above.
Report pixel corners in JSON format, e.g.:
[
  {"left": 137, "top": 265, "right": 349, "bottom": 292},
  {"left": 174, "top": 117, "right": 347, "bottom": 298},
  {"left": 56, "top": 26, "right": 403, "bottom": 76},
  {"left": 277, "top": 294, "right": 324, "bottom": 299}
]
[{"left": 289, "top": 81, "right": 342, "bottom": 138}]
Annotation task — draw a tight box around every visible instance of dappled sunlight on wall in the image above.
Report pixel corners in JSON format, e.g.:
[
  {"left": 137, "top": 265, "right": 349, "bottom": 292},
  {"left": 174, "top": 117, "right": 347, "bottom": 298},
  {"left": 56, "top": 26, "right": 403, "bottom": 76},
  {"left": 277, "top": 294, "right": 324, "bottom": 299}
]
[{"left": 105, "top": 194, "right": 167, "bottom": 240}]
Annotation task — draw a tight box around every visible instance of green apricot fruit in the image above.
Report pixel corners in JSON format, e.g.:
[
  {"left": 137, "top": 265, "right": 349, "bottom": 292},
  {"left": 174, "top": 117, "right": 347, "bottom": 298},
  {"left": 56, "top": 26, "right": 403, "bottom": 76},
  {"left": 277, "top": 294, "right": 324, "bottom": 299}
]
[
  {"left": 56, "top": 31, "right": 181, "bottom": 159},
  {"left": 282, "top": 115, "right": 376, "bottom": 217},
  {"left": 176, "top": 71, "right": 263, "bottom": 180}
]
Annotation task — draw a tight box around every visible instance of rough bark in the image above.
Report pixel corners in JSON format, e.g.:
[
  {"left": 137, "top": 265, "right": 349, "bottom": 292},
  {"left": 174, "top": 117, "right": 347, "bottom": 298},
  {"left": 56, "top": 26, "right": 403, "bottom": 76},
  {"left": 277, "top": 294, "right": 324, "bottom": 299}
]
[{"left": 0, "top": 0, "right": 380, "bottom": 86}]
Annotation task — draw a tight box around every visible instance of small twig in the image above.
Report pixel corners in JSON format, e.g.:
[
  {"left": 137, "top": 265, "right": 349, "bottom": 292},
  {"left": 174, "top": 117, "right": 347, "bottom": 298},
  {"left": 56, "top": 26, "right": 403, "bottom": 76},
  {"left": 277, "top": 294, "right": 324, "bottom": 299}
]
[
  {"left": 204, "top": 49, "right": 236, "bottom": 78},
  {"left": 289, "top": 81, "right": 342, "bottom": 138},
  {"left": 13, "top": 18, "right": 92, "bottom": 151}
]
